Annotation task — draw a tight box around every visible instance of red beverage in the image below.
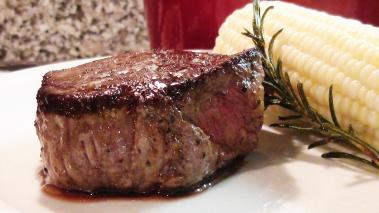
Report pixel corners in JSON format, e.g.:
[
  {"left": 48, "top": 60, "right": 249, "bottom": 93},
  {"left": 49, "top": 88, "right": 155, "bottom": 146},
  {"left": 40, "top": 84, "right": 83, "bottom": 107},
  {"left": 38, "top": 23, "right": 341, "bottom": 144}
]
[
  {"left": 144, "top": 0, "right": 250, "bottom": 49},
  {"left": 144, "top": 0, "right": 379, "bottom": 50},
  {"left": 284, "top": 0, "right": 379, "bottom": 26}
]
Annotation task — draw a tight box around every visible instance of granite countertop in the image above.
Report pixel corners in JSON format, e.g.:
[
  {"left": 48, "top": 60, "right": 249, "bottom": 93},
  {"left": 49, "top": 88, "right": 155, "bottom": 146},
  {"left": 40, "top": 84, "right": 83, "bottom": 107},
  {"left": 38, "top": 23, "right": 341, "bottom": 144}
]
[{"left": 0, "top": 0, "right": 149, "bottom": 68}]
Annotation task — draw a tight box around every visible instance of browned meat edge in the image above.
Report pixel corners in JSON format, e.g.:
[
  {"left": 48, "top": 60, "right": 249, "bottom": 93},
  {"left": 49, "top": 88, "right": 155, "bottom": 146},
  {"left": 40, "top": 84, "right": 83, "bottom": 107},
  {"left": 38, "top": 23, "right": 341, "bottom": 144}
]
[{"left": 36, "top": 49, "right": 262, "bottom": 117}]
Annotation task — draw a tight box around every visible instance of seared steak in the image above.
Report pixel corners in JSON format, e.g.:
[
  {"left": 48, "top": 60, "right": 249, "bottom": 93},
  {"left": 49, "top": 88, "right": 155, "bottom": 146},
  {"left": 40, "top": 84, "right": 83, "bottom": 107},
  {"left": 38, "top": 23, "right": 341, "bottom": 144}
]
[{"left": 35, "top": 49, "right": 264, "bottom": 194}]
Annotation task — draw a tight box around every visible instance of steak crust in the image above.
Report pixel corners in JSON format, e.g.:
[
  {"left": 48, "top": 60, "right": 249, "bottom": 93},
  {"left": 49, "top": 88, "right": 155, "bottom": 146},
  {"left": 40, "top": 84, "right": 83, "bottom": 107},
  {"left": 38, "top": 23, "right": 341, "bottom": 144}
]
[{"left": 35, "top": 49, "right": 264, "bottom": 193}]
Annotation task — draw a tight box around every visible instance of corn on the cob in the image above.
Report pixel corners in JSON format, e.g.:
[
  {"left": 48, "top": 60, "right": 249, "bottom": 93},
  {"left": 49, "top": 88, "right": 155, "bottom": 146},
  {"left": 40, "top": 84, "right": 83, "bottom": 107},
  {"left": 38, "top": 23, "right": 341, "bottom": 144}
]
[{"left": 214, "top": 1, "right": 379, "bottom": 149}]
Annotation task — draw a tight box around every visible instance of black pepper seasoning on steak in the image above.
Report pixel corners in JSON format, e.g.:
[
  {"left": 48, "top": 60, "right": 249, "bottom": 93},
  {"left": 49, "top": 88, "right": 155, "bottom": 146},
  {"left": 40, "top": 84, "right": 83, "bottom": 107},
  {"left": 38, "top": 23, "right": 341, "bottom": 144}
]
[{"left": 35, "top": 49, "right": 264, "bottom": 194}]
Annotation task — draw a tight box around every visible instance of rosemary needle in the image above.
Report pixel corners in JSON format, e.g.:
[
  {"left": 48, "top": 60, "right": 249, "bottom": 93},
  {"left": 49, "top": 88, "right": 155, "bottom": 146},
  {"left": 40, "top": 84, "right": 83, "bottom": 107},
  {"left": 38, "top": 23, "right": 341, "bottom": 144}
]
[{"left": 243, "top": 0, "right": 379, "bottom": 170}]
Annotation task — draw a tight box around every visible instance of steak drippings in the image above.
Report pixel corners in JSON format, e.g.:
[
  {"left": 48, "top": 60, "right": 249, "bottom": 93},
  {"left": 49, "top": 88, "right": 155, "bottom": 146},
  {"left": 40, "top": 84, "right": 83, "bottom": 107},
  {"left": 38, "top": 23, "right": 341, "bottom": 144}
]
[{"left": 41, "top": 156, "right": 245, "bottom": 201}]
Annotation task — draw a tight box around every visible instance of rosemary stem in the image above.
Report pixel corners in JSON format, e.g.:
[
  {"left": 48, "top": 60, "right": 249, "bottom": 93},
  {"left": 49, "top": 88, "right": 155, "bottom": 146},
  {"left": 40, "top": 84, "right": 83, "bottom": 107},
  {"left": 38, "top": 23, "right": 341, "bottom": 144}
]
[{"left": 245, "top": 0, "right": 379, "bottom": 171}]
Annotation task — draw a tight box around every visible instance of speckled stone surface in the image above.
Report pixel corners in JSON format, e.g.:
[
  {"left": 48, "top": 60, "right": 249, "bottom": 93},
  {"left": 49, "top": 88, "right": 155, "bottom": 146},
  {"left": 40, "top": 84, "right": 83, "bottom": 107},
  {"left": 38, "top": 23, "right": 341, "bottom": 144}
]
[{"left": 0, "top": 0, "right": 149, "bottom": 66}]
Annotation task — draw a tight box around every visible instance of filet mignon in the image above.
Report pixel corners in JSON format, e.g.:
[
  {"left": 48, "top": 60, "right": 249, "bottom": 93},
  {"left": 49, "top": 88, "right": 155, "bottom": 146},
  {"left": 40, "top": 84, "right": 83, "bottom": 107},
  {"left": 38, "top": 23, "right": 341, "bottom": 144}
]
[{"left": 35, "top": 49, "right": 264, "bottom": 194}]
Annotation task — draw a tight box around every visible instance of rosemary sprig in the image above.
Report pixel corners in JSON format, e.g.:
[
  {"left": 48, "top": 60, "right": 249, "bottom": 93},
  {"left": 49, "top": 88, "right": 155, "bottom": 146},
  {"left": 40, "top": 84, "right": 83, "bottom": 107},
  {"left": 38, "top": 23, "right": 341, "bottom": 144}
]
[{"left": 244, "top": 0, "right": 379, "bottom": 170}]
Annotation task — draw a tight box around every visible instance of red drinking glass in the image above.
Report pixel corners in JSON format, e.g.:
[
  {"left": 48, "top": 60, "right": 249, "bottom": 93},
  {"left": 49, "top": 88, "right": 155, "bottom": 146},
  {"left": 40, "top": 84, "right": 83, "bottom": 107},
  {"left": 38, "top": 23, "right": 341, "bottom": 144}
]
[
  {"left": 143, "top": 0, "right": 250, "bottom": 49},
  {"left": 144, "top": 0, "right": 379, "bottom": 50},
  {"left": 283, "top": 0, "right": 379, "bottom": 26}
]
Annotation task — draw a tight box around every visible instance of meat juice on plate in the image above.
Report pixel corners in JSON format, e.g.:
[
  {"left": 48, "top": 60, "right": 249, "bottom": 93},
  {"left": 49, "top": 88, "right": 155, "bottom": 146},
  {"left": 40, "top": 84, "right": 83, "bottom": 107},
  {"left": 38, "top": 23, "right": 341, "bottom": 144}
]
[{"left": 41, "top": 157, "right": 245, "bottom": 201}]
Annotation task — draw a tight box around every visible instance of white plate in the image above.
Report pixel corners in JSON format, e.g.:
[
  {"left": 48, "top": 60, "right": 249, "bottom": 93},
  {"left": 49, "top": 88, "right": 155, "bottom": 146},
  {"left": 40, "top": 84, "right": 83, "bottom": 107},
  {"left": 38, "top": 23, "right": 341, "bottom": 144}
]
[{"left": 0, "top": 58, "right": 378, "bottom": 213}]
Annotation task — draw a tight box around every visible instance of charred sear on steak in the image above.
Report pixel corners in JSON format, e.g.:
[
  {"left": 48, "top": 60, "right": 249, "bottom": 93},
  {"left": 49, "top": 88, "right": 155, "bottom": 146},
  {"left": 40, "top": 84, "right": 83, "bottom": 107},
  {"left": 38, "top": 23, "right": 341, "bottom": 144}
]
[{"left": 35, "top": 49, "right": 264, "bottom": 194}]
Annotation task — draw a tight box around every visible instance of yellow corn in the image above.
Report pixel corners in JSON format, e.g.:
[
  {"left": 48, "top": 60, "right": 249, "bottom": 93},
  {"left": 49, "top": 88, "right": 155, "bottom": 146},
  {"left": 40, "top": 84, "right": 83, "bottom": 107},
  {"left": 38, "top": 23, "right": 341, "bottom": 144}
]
[{"left": 214, "top": 1, "right": 379, "bottom": 149}]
